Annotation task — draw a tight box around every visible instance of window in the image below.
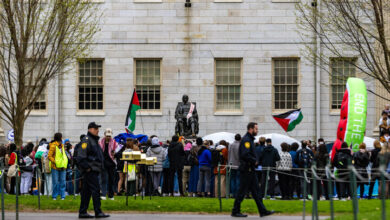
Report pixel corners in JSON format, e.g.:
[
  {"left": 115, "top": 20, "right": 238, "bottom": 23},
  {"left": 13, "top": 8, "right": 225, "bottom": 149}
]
[
  {"left": 135, "top": 59, "right": 161, "bottom": 110},
  {"left": 215, "top": 59, "right": 241, "bottom": 111},
  {"left": 273, "top": 59, "right": 299, "bottom": 110},
  {"left": 26, "top": 60, "right": 46, "bottom": 111},
  {"left": 330, "top": 58, "right": 356, "bottom": 109},
  {"left": 78, "top": 60, "right": 104, "bottom": 110}
]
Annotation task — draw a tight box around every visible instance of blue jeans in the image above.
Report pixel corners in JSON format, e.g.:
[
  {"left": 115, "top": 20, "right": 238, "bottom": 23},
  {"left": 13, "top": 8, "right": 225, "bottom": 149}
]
[
  {"left": 230, "top": 169, "right": 240, "bottom": 197},
  {"left": 188, "top": 165, "right": 199, "bottom": 193},
  {"left": 52, "top": 169, "right": 66, "bottom": 199},
  {"left": 66, "top": 169, "right": 74, "bottom": 195}
]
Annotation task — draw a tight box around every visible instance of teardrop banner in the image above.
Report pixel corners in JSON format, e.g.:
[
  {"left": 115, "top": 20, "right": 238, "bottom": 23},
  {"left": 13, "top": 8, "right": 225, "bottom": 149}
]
[{"left": 331, "top": 77, "right": 367, "bottom": 161}]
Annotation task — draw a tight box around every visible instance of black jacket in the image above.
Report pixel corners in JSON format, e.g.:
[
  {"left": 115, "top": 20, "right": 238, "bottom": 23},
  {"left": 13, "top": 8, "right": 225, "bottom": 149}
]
[
  {"left": 370, "top": 148, "right": 381, "bottom": 169},
  {"left": 239, "top": 132, "right": 257, "bottom": 172},
  {"left": 76, "top": 132, "right": 104, "bottom": 173},
  {"left": 168, "top": 141, "right": 185, "bottom": 169},
  {"left": 258, "top": 145, "right": 280, "bottom": 168}
]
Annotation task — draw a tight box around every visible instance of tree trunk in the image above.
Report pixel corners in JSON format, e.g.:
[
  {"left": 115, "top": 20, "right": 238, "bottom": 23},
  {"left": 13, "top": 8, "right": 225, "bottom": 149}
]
[{"left": 13, "top": 114, "right": 25, "bottom": 147}]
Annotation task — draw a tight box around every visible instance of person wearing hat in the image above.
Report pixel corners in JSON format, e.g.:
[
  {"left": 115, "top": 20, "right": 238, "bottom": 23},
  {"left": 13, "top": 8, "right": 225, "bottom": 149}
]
[
  {"left": 146, "top": 136, "right": 166, "bottom": 196},
  {"left": 76, "top": 122, "right": 109, "bottom": 218},
  {"left": 98, "top": 128, "right": 118, "bottom": 200}
]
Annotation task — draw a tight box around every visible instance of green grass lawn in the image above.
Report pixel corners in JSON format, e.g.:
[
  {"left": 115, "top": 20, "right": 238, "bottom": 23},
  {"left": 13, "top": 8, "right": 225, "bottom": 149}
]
[{"left": 1, "top": 195, "right": 389, "bottom": 219}]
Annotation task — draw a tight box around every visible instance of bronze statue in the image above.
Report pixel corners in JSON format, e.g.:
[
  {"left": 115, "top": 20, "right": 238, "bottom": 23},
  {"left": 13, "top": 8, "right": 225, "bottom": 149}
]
[{"left": 175, "top": 95, "right": 199, "bottom": 137}]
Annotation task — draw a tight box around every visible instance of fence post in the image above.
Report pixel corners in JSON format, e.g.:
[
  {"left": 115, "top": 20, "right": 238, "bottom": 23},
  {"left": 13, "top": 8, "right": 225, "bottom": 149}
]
[
  {"left": 312, "top": 163, "right": 318, "bottom": 220},
  {"left": 380, "top": 162, "right": 386, "bottom": 220},
  {"left": 37, "top": 168, "right": 41, "bottom": 210},
  {"left": 263, "top": 167, "right": 270, "bottom": 199},
  {"left": 73, "top": 168, "right": 77, "bottom": 199},
  {"left": 349, "top": 164, "right": 358, "bottom": 220},
  {"left": 303, "top": 168, "right": 307, "bottom": 220},
  {"left": 217, "top": 163, "right": 222, "bottom": 212},
  {"left": 326, "top": 165, "right": 334, "bottom": 220},
  {"left": 226, "top": 164, "right": 231, "bottom": 199},
  {"left": 1, "top": 161, "right": 5, "bottom": 220},
  {"left": 15, "top": 167, "right": 19, "bottom": 220}
]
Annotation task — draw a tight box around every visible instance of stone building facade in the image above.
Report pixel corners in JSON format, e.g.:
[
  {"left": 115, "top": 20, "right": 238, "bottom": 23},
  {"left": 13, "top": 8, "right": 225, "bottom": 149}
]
[{"left": 0, "top": 0, "right": 378, "bottom": 143}]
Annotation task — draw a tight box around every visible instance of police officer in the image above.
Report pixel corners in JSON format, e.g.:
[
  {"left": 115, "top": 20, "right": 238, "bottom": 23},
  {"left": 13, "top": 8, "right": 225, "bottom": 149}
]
[
  {"left": 77, "top": 122, "right": 109, "bottom": 218},
  {"left": 231, "top": 122, "right": 274, "bottom": 218}
]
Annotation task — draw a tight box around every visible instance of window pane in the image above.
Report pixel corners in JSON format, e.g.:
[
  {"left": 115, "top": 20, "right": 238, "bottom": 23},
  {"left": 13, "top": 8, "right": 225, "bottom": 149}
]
[
  {"left": 273, "top": 59, "right": 299, "bottom": 110},
  {"left": 78, "top": 60, "right": 104, "bottom": 110},
  {"left": 330, "top": 58, "right": 356, "bottom": 110},
  {"left": 215, "top": 59, "right": 241, "bottom": 111},
  {"left": 135, "top": 60, "right": 161, "bottom": 110}
]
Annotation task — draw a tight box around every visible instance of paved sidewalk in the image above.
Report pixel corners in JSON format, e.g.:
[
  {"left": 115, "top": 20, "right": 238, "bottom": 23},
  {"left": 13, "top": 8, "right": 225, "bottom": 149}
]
[{"left": 4, "top": 212, "right": 329, "bottom": 220}]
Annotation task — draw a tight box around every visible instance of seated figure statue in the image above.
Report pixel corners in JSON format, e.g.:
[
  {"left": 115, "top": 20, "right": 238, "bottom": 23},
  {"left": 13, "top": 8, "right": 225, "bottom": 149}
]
[{"left": 175, "top": 95, "right": 199, "bottom": 137}]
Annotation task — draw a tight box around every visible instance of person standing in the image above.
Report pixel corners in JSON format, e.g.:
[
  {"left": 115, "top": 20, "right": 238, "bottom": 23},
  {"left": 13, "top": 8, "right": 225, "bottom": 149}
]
[
  {"left": 197, "top": 138, "right": 212, "bottom": 197},
  {"left": 296, "top": 141, "right": 314, "bottom": 199},
  {"left": 76, "top": 122, "right": 109, "bottom": 218},
  {"left": 258, "top": 139, "right": 280, "bottom": 199},
  {"left": 368, "top": 140, "right": 382, "bottom": 199},
  {"left": 289, "top": 142, "right": 301, "bottom": 199},
  {"left": 314, "top": 144, "right": 330, "bottom": 200},
  {"left": 277, "top": 143, "right": 292, "bottom": 200},
  {"left": 333, "top": 142, "right": 352, "bottom": 201},
  {"left": 228, "top": 134, "right": 241, "bottom": 198},
  {"left": 99, "top": 128, "right": 118, "bottom": 200},
  {"left": 231, "top": 122, "right": 274, "bottom": 218},
  {"left": 48, "top": 133, "right": 68, "bottom": 200},
  {"left": 353, "top": 143, "right": 370, "bottom": 199},
  {"left": 146, "top": 137, "right": 166, "bottom": 196},
  {"left": 168, "top": 135, "right": 185, "bottom": 196}
]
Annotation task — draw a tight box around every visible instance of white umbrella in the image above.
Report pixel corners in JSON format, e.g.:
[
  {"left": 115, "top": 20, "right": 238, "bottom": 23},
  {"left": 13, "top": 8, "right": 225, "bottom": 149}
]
[
  {"left": 202, "top": 132, "right": 235, "bottom": 145},
  {"left": 255, "top": 133, "right": 300, "bottom": 152}
]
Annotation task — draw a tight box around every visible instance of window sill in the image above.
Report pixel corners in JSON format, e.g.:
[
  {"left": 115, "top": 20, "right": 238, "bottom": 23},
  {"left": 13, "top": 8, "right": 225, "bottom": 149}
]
[
  {"left": 28, "top": 111, "right": 48, "bottom": 116},
  {"left": 214, "top": 0, "right": 242, "bottom": 2},
  {"left": 76, "top": 111, "right": 105, "bottom": 116},
  {"left": 134, "top": 0, "right": 162, "bottom": 3},
  {"left": 272, "top": 109, "right": 296, "bottom": 114},
  {"left": 329, "top": 111, "right": 340, "bottom": 116},
  {"left": 214, "top": 111, "right": 243, "bottom": 116},
  {"left": 138, "top": 111, "right": 163, "bottom": 116},
  {"left": 271, "top": 0, "right": 299, "bottom": 2}
]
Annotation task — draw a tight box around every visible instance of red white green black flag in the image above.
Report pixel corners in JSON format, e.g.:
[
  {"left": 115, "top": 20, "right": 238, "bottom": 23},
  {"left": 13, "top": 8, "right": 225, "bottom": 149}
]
[
  {"left": 125, "top": 89, "right": 141, "bottom": 133},
  {"left": 273, "top": 109, "right": 303, "bottom": 132}
]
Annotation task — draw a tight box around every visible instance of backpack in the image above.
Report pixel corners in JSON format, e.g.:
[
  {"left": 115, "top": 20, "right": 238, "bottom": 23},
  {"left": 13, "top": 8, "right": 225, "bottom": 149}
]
[
  {"left": 43, "top": 156, "right": 51, "bottom": 174},
  {"left": 336, "top": 152, "right": 349, "bottom": 170},
  {"left": 162, "top": 155, "right": 170, "bottom": 169},
  {"left": 211, "top": 149, "right": 225, "bottom": 167},
  {"left": 187, "top": 151, "right": 198, "bottom": 166},
  {"left": 297, "top": 148, "right": 313, "bottom": 168}
]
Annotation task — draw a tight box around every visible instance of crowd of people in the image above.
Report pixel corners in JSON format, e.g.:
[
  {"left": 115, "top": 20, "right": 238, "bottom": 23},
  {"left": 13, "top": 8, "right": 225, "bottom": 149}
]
[
  {"left": 0, "top": 105, "right": 390, "bottom": 202},
  {"left": 0, "top": 132, "right": 389, "bottom": 202}
]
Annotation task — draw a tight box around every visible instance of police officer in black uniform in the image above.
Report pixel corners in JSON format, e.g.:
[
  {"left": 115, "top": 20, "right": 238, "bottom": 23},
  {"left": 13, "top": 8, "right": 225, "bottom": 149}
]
[
  {"left": 231, "top": 122, "right": 274, "bottom": 218},
  {"left": 77, "top": 122, "right": 110, "bottom": 219}
]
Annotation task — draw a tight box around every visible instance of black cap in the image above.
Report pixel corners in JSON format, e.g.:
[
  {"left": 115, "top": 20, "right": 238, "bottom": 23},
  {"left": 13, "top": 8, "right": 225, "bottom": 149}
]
[{"left": 88, "top": 122, "right": 101, "bottom": 129}]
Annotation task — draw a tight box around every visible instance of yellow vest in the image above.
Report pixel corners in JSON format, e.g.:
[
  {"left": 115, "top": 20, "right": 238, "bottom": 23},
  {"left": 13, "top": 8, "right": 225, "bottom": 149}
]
[{"left": 55, "top": 144, "right": 68, "bottom": 169}]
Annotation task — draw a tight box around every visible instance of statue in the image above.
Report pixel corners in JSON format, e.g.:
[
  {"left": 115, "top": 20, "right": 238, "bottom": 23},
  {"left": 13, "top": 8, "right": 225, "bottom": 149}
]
[{"left": 175, "top": 95, "right": 199, "bottom": 137}]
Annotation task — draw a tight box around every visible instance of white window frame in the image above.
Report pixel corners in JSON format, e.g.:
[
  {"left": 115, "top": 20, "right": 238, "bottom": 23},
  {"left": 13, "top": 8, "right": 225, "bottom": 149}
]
[
  {"left": 214, "top": 58, "right": 243, "bottom": 114},
  {"left": 134, "top": 58, "right": 162, "bottom": 114},
  {"left": 76, "top": 59, "right": 105, "bottom": 115},
  {"left": 272, "top": 58, "right": 300, "bottom": 113}
]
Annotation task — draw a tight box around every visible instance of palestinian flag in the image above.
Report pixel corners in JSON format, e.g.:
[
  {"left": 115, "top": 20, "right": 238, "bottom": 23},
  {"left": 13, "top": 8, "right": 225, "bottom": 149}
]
[
  {"left": 273, "top": 109, "right": 303, "bottom": 132},
  {"left": 125, "top": 89, "right": 141, "bottom": 133}
]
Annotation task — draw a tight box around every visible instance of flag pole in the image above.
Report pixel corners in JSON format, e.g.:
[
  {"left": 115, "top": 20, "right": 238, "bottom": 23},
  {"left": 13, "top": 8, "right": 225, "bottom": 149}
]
[{"left": 139, "top": 109, "right": 145, "bottom": 135}]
